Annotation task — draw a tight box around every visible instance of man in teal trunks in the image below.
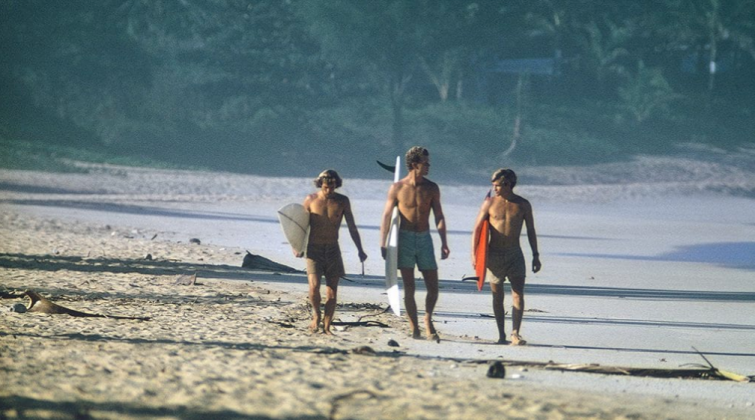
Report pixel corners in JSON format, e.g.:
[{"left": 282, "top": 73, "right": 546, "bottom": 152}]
[
  {"left": 471, "top": 169, "right": 541, "bottom": 345},
  {"left": 380, "top": 147, "right": 450, "bottom": 340},
  {"left": 303, "top": 169, "right": 368, "bottom": 335}
]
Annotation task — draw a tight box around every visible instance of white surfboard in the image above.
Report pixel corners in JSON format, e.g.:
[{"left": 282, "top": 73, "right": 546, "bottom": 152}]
[
  {"left": 385, "top": 156, "right": 402, "bottom": 316},
  {"left": 277, "top": 203, "right": 310, "bottom": 256}
]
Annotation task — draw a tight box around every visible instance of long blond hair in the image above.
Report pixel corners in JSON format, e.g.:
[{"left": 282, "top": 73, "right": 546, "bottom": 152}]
[{"left": 313, "top": 169, "right": 343, "bottom": 188}]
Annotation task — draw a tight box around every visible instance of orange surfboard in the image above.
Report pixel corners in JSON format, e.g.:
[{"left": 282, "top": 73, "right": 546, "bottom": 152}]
[{"left": 474, "top": 218, "right": 490, "bottom": 291}]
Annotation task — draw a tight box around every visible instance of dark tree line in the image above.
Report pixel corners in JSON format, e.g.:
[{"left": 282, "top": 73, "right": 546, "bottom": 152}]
[{"left": 1, "top": 0, "right": 754, "bottom": 176}]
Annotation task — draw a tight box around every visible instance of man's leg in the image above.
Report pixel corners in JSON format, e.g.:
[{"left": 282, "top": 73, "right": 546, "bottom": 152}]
[
  {"left": 400, "top": 268, "right": 420, "bottom": 338},
  {"left": 509, "top": 277, "right": 526, "bottom": 345},
  {"left": 322, "top": 276, "right": 339, "bottom": 335},
  {"left": 490, "top": 282, "right": 507, "bottom": 344},
  {"left": 420, "top": 269, "right": 439, "bottom": 341},
  {"left": 307, "top": 273, "right": 322, "bottom": 333}
]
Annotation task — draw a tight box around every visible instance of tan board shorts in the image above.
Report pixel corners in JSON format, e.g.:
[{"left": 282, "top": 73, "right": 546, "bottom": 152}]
[
  {"left": 487, "top": 246, "right": 526, "bottom": 286},
  {"left": 306, "top": 243, "right": 345, "bottom": 279}
]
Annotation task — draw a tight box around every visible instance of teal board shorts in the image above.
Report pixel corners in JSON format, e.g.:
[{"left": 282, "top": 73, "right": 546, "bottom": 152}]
[{"left": 398, "top": 230, "right": 438, "bottom": 271}]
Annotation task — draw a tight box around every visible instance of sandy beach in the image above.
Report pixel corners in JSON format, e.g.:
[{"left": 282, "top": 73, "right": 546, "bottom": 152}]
[{"left": 2, "top": 154, "right": 755, "bottom": 419}]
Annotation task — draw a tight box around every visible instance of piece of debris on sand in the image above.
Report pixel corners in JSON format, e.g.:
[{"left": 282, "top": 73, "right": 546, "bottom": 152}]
[
  {"left": 2, "top": 290, "right": 150, "bottom": 321},
  {"left": 174, "top": 273, "right": 197, "bottom": 286},
  {"left": 242, "top": 251, "right": 299, "bottom": 273}
]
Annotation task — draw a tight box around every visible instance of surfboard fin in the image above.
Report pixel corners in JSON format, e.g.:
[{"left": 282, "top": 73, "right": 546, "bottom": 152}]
[{"left": 376, "top": 160, "right": 395, "bottom": 173}]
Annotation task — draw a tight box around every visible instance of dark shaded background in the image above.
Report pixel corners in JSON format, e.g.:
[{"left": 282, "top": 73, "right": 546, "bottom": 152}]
[{"left": 1, "top": 0, "right": 753, "bottom": 180}]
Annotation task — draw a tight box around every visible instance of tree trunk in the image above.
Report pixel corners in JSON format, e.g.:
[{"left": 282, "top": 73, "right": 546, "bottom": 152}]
[
  {"left": 707, "top": 0, "right": 720, "bottom": 100},
  {"left": 420, "top": 56, "right": 450, "bottom": 102},
  {"left": 455, "top": 73, "right": 464, "bottom": 100},
  {"left": 390, "top": 73, "right": 411, "bottom": 148},
  {"left": 503, "top": 73, "right": 528, "bottom": 157}
]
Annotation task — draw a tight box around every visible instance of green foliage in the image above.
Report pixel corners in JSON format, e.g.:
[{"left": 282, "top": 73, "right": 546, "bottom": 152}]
[
  {"left": 405, "top": 102, "right": 508, "bottom": 165},
  {"left": 1, "top": 0, "right": 753, "bottom": 177},
  {"left": 513, "top": 128, "right": 622, "bottom": 165},
  {"left": 618, "top": 62, "right": 680, "bottom": 123}
]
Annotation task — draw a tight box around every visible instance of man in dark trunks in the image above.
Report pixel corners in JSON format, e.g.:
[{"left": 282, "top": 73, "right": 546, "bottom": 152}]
[
  {"left": 303, "top": 169, "right": 368, "bottom": 335},
  {"left": 471, "top": 168, "right": 541, "bottom": 345}
]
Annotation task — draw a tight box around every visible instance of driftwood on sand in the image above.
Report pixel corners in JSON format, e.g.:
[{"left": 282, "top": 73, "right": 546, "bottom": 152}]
[
  {"left": 3, "top": 290, "right": 150, "bottom": 321},
  {"left": 465, "top": 356, "right": 752, "bottom": 383}
]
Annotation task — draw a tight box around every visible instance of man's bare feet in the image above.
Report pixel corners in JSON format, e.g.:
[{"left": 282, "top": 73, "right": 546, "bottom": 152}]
[
  {"left": 309, "top": 320, "right": 321, "bottom": 334},
  {"left": 424, "top": 315, "right": 438, "bottom": 342},
  {"left": 510, "top": 333, "right": 527, "bottom": 346},
  {"left": 411, "top": 329, "right": 421, "bottom": 339},
  {"left": 496, "top": 337, "right": 509, "bottom": 345}
]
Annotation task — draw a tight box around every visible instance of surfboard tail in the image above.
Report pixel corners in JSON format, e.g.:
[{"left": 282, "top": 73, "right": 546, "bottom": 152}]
[
  {"left": 384, "top": 156, "right": 402, "bottom": 316},
  {"left": 387, "top": 285, "right": 401, "bottom": 316}
]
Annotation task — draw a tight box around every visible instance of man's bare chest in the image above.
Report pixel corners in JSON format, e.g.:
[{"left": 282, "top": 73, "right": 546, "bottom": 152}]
[
  {"left": 310, "top": 199, "right": 344, "bottom": 220},
  {"left": 489, "top": 201, "right": 523, "bottom": 222},
  {"left": 398, "top": 187, "right": 434, "bottom": 208}
]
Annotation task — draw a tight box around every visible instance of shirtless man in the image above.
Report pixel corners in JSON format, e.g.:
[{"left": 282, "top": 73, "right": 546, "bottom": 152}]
[
  {"left": 471, "top": 168, "right": 541, "bottom": 345},
  {"left": 302, "top": 169, "right": 368, "bottom": 335},
  {"left": 380, "top": 147, "right": 450, "bottom": 340}
]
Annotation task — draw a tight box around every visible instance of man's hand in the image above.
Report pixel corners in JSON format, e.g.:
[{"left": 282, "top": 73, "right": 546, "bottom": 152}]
[
  {"left": 470, "top": 253, "right": 476, "bottom": 268},
  {"left": 294, "top": 249, "right": 304, "bottom": 258},
  {"left": 380, "top": 246, "right": 387, "bottom": 260},
  {"left": 440, "top": 245, "right": 450, "bottom": 260},
  {"left": 358, "top": 250, "right": 368, "bottom": 262},
  {"left": 532, "top": 255, "right": 541, "bottom": 273}
]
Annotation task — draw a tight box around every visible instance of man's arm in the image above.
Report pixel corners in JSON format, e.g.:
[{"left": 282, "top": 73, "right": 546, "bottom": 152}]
[
  {"left": 343, "top": 198, "right": 368, "bottom": 262},
  {"left": 431, "top": 186, "right": 450, "bottom": 260},
  {"left": 523, "top": 201, "right": 541, "bottom": 273},
  {"left": 302, "top": 194, "right": 312, "bottom": 211},
  {"left": 295, "top": 194, "right": 314, "bottom": 258},
  {"left": 379, "top": 183, "right": 399, "bottom": 259}
]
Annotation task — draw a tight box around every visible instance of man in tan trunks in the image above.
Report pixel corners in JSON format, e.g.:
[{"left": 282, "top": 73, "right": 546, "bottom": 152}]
[
  {"left": 380, "top": 147, "right": 450, "bottom": 340},
  {"left": 471, "top": 168, "right": 541, "bottom": 345},
  {"left": 302, "top": 169, "right": 368, "bottom": 335}
]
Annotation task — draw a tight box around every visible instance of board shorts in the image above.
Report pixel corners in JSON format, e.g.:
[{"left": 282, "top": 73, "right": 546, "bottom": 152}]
[
  {"left": 398, "top": 230, "right": 438, "bottom": 271},
  {"left": 306, "top": 243, "right": 345, "bottom": 279},
  {"left": 486, "top": 246, "right": 526, "bottom": 286}
]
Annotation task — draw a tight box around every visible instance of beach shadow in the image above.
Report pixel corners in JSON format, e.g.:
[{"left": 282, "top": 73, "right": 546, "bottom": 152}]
[
  {"left": 0, "top": 252, "right": 301, "bottom": 281},
  {"left": 438, "top": 277, "right": 755, "bottom": 302},
  {"left": 431, "top": 312, "right": 755, "bottom": 331},
  {"left": 0, "top": 182, "right": 94, "bottom": 195},
  {"left": 437, "top": 337, "right": 755, "bottom": 359},
  {"left": 1, "top": 330, "right": 402, "bottom": 361},
  {"left": 524, "top": 283, "right": 755, "bottom": 302},
  {"left": 0, "top": 395, "right": 323, "bottom": 420},
  {"left": 1, "top": 198, "right": 279, "bottom": 223},
  {"left": 6, "top": 253, "right": 754, "bottom": 304},
  {"left": 522, "top": 314, "right": 755, "bottom": 331},
  {"left": 526, "top": 343, "right": 755, "bottom": 359},
  {"left": 559, "top": 241, "right": 755, "bottom": 271},
  {"left": 2, "top": 197, "right": 612, "bottom": 242}
]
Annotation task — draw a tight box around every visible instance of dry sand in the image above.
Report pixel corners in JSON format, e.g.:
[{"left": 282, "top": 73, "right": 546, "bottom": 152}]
[{"left": 2, "top": 152, "right": 755, "bottom": 419}]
